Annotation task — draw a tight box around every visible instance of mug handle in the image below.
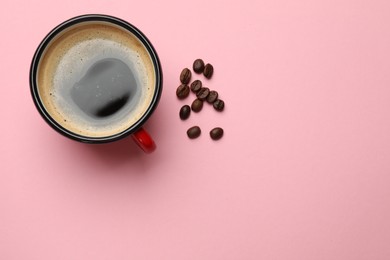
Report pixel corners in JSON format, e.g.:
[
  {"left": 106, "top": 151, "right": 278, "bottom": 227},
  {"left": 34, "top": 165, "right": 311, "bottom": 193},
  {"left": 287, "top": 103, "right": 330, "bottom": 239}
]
[{"left": 131, "top": 127, "right": 156, "bottom": 153}]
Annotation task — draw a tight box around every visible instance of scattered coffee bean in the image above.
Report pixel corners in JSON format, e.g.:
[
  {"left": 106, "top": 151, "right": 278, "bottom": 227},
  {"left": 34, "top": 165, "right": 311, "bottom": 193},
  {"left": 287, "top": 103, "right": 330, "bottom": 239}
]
[
  {"left": 196, "top": 87, "right": 210, "bottom": 101},
  {"left": 190, "top": 80, "right": 202, "bottom": 93},
  {"left": 176, "top": 84, "right": 190, "bottom": 99},
  {"left": 191, "top": 98, "right": 203, "bottom": 112},
  {"left": 193, "top": 59, "right": 205, "bottom": 73},
  {"left": 187, "top": 126, "right": 201, "bottom": 139},
  {"left": 210, "top": 127, "right": 224, "bottom": 140},
  {"left": 180, "top": 68, "right": 192, "bottom": 84},
  {"left": 206, "top": 90, "right": 218, "bottom": 103},
  {"left": 203, "top": 63, "right": 214, "bottom": 79},
  {"left": 179, "top": 105, "right": 191, "bottom": 120},
  {"left": 176, "top": 61, "right": 226, "bottom": 142},
  {"left": 213, "top": 99, "right": 225, "bottom": 111}
]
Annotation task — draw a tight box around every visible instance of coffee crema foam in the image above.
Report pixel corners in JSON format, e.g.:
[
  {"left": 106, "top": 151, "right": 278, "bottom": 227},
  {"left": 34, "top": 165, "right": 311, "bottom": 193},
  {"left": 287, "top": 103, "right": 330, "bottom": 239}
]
[{"left": 37, "top": 21, "right": 156, "bottom": 138}]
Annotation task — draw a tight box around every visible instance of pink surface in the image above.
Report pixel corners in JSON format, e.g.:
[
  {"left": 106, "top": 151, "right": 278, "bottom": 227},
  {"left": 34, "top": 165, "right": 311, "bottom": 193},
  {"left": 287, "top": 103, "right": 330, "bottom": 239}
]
[{"left": 1, "top": 0, "right": 390, "bottom": 259}]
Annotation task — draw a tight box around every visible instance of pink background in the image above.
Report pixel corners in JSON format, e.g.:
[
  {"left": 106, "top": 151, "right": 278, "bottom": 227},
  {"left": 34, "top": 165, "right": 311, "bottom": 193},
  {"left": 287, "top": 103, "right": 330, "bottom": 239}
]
[{"left": 1, "top": 0, "right": 390, "bottom": 259}]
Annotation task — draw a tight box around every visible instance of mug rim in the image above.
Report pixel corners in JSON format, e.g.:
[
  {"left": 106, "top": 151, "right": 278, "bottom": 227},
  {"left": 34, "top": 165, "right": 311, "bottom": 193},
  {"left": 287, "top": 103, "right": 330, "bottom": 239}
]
[{"left": 29, "top": 14, "right": 163, "bottom": 143}]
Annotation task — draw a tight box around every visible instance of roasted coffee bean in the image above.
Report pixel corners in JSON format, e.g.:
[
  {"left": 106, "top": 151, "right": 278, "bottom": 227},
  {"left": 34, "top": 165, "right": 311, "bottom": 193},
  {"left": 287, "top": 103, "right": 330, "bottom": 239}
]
[
  {"left": 191, "top": 98, "right": 203, "bottom": 112},
  {"left": 179, "top": 105, "right": 191, "bottom": 120},
  {"left": 187, "top": 126, "right": 201, "bottom": 139},
  {"left": 176, "top": 84, "right": 190, "bottom": 99},
  {"left": 213, "top": 99, "right": 225, "bottom": 111},
  {"left": 196, "top": 87, "right": 210, "bottom": 101},
  {"left": 193, "top": 59, "right": 205, "bottom": 73},
  {"left": 206, "top": 90, "right": 218, "bottom": 103},
  {"left": 180, "top": 68, "right": 191, "bottom": 84},
  {"left": 210, "top": 127, "right": 224, "bottom": 140},
  {"left": 203, "top": 63, "right": 214, "bottom": 79},
  {"left": 190, "top": 80, "right": 202, "bottom": 93}
]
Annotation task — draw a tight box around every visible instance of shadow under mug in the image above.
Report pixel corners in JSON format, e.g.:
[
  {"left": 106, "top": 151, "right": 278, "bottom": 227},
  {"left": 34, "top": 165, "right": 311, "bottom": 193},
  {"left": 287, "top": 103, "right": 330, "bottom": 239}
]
[{"left": 30, "top": 14, "right": 163, "bottom": 153}]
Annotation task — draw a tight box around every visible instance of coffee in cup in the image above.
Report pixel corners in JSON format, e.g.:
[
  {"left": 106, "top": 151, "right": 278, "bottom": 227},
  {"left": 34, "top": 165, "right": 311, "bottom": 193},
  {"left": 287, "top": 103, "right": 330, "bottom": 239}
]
[{"left": 30, "top": 15, "right": 163, "bottom": 152}]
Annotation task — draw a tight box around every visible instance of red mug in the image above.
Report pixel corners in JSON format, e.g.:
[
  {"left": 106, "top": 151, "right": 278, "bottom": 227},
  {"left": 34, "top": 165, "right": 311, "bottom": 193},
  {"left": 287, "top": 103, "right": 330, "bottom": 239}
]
[{"left": 30, "top": 14, "right": 163, "bottom": 153}]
